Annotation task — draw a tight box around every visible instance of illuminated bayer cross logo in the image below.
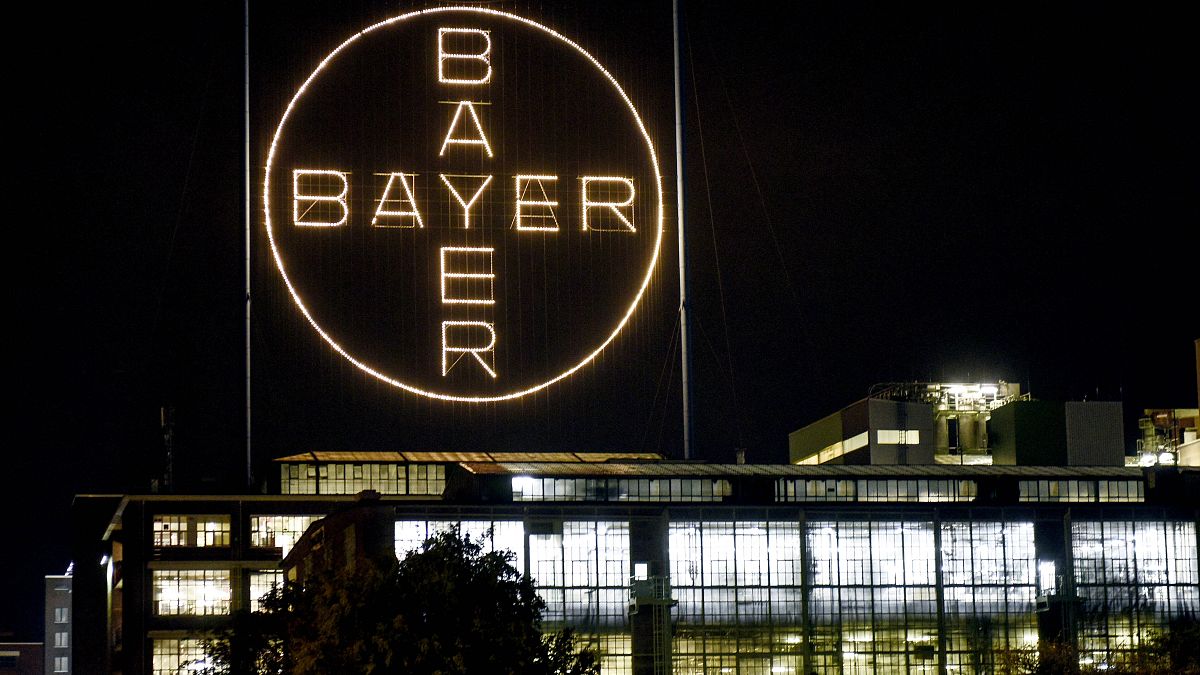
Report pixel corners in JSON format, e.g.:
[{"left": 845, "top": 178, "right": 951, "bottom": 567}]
[{"left": 264, "top": 7, "right": 664, "bottom": 402}]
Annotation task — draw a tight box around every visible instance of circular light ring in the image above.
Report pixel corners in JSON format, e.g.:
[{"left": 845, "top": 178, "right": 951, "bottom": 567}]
[{"left": 264, "top": 6, "right": 665, "bottom": 402}]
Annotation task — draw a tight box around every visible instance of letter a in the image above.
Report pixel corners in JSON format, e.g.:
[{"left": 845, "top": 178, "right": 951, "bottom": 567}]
[
  {"left": 372, "top": 173, "right": 423, "bottom": 228},
  {"left": 439, "top": 101, "right": 494, "bottom": 158}
]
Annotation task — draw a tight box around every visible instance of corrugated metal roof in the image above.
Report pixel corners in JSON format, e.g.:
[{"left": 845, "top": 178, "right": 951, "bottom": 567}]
[
  {"left": 459, "top": 462, "right": 1146, "bottom": 478},
  {"left": 272, "top": 453, "right": 1146, "bottom": 479},
  {"left": 274, "top": 451, "right": 664, "bottom": 463}
]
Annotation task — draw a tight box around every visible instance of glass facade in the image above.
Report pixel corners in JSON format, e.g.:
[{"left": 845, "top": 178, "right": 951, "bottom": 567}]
[
  {"left": 280, "top": 462, "right": 445, "bottom": 495},
  {"left": 151, "top": 638, "right": 208, "bottom": 675},
  {"left": 940, "top": 520, "right": 1037, "bottom": 672},
  {"left": 671, "top": 520, "right": 807, "bottom": 674},
  {"left": 151, "top": 569, "right": 232, "bottom": 616},
  {"left": 384, "top": 512, "right": 1198, "bottom": 674},
  {"left": 249, "top": 514, "right": 323, "bottom": 556},
  {"left": 249, "top": 570, "right": 285, "bottom": 612},
  {"left": 777, "top": 479, "right": 977, "bottom": 503},
  {"left": 395, "top": 518, "right": 633, "bottom": 673},
  {"left": 151, "top": 515, "right": 231, "bottom": 547},
  {"left": 1072, "top": 519, "right": 1199, "bottom": 665},
  {"left": 513, "top": 477, "right": 732, "bottom": 502},
  {"left": 1019, "top": 479, "right": 1145, "bottom": 503},
  {"left": 395, "top": 518, "right": 527, "bottom": 577},
  {"left": 117, "top": 472, "right": 1191, "bottom": 675}
]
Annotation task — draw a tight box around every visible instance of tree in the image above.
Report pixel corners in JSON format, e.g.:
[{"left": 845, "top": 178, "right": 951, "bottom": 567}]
[
  {"left": 202, "top": 527, "right": 599, "bottom": 675},
  {"left": 990, "top": 618, "right": 1200, "bottom": 675}
]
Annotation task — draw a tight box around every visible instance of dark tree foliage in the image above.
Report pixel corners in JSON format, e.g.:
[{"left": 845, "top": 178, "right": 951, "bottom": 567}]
[
  {"left": 992, "top": 617, "right": 1200, "bottom": 675},
  {"left": 201, "top": 527, "right": 599, "bottom": 675}
]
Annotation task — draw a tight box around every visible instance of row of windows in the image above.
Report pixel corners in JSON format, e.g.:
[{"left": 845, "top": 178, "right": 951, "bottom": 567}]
[
  {"left": 152, "top": 513, "right": 324, "bottom": 557},
  {"left": 152, "top": 570, "right": 232, "bottom": 616},
  {"left": 152, "top": 515, "right": 231, "bottom": 547},
  {"left": 1018, "top": 479, "right": 1144, "bottom": 503},
  {"left": 150, "top": 569, "right": 284, "bottom": 617},
  {"left": 396, "top": 519, "right": 527, "bottom": 573},
  {"left": 248, "top": 514, "right": 323, "bottom": 556},
  {"left": 670, "top": 519, "right": 1038, "bottom": 672},
  {"left": 154, "top": 513, "right": 329, "bottom": 553},
  {"left": 1073, "top": 520, "right": 1198, "bottom": 586},
  {"left": 776, "top": 479, "right": 977, "bottom": 503},
  {"left": 512, "top": 477, "right": 733, "bottom": 502},
  {"left": 151, "top": 639, "right": 207, "bottom": 675},
  {"left": 150, "top": 516, "right": 1197, "bottom": 673},
  {"left": 147, "top": 517, "right": 1198, "bottom": 638},
  {"left": 280, "top": 462, "right": 446, "bottom": 495}
]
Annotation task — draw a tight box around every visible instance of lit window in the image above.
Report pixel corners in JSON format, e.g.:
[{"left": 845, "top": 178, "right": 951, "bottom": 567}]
[
  {"left": 152, "top": 639, "right": 208, "bottom": 675},
  {"left": 511, "top": 477, "right": 731, "bottom": 503},
  {"left": 54, "top": 656, "right": 68, "bottom": 673},
  {"left": 877, "top": 429, "right": 920, "bottom": 444},
  {"left": 54, "top": 631, "right": 68, "bottom": 648},
  {"left": 249, "top": 515, "right": 323, "bottom": 556},
  {"left": 1098, "top": 480, "right": 1144, "bottom": 503},
  {"left": 152, "top": 515, "right": 231, "bottom": 547},
  {"left": 280, "top": 462, "right": 318, "bottom": 494},
  {"left": 249, "top": 570, "right": 284, "bottom": 612},
  {"left": 1071, "top": 519, "right": 1198, "bottom": 662},
  {"left": 54, "top": 607, "right": 68, "bottom": 623},
  {"left": 152, "top": 570, "right": 232, "bottom": 616},
  {"left": 408, "top": 464, "right": 446, "bottom": 495},
  {"left": 852, "top": 479, "right": 976, "bottom": 503},
  {"left": 1038, "top": 560, "right": 1058, "bottom": 595},
  {"left": 152, "top": 515, "right": 187, "bottom": 547},
  {"left": 1019, "top": 480, "right": 1101, "bottom": 502}
]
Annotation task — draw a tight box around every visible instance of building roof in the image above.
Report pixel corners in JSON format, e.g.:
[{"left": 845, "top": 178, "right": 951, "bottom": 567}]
[
  {"left": 273, "top": 451, "right": 664, "bottom": 463},
  {"left": 458, "top": 462, "right": 1148, "bottom": 478}
]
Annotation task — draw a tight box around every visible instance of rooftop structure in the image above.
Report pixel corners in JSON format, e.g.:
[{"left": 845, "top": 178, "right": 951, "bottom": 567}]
[
  {"left": 1133, "top": 408, "right": 1200, "bottom": 467},
  {"left": 789, "top": 383, "right": 1125, "bottom": 467}
]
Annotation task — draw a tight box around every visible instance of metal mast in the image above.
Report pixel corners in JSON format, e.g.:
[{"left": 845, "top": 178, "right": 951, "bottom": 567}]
[
  {"left": 243, "top": 0, "right": 254, "bottom": 488},
  {"left": 673, "top": 0, "right": 695, "bottom": 459}
]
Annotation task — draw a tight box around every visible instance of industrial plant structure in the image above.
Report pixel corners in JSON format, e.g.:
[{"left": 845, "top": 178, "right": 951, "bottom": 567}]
[{"left": 72, "top": 408, "right": 1200, "bottom": 674}]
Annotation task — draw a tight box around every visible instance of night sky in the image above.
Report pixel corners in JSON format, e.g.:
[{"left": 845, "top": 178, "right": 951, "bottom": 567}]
[{"left": 4, "top": 1, "right": 1196, "bottom": 641}]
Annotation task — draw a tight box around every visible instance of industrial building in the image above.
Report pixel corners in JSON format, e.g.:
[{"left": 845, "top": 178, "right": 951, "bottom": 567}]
[{"left": 71, "top": 441, "right": 1199, "bottom": 675}]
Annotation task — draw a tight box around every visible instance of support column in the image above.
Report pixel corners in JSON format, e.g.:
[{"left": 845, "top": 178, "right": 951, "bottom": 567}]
[
  {"left": 630, "top": 513, "right": 672, "bottom": 675},
  {"left": 933, "top": 510, "right": 948, "bottom": 675},
  {"left": 799, "top": 510, "right": 813, "bottom": 675}
]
